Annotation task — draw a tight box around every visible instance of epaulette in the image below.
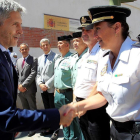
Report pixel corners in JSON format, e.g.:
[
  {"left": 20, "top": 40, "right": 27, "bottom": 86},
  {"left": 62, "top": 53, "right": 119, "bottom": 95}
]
[
  {"left": 132, "top": 42, "right": 140, "bottom": 47},
  {"left": 103, "top": 51, "right": 110, "bottom": 57},
  {"left": 54, "top": 54, "right": 61, "bottom": 61}
]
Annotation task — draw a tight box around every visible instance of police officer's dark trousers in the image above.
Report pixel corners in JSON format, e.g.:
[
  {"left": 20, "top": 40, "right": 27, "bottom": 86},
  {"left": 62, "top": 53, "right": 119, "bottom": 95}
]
[
  {"left": 76, "top": 97, "right": 110, "bottom": 140},
  {"left": 111, "top": 120, "right": 140, "bottom": 140}
]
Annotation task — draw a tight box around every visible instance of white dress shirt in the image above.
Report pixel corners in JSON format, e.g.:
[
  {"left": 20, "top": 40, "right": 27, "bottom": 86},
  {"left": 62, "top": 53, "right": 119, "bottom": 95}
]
[
  {"left": 97, "top": 37, "right": 140, "bottom": 122},
  {"left": 74, "top": 42, "right": 105, "bottom": 98}
]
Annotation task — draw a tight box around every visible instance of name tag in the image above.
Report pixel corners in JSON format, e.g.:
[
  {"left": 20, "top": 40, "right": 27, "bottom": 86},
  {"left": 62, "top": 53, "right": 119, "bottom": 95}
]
[{"left": 87, "top": 60, "right": 97, "bottom": 64}]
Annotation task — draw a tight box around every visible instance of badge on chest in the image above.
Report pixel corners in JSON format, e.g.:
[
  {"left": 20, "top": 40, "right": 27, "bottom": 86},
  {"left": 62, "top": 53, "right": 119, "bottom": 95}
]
[
  {"left": 101, "top": 64, "right": 108, "bottom": 76},
  {"left": 87, "top": 59, "right": 97, "bottom": 64}
]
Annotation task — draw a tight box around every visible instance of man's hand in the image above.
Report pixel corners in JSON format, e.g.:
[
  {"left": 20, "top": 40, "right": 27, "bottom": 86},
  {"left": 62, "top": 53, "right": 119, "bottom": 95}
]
[
  {"left": 18, "top": 84, "right": 27, "bottom": 92},
  {"left": 59, "top": 105, "right": 77, "bottom": 127},
  {"left": 39, "top": 84, "right": 48, "bottom": 91}
]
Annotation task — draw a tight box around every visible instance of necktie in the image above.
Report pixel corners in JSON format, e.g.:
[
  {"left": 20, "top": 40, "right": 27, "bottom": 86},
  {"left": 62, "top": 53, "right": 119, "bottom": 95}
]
[
  {"left": 44, "top": 55, "right": 48, "bottom": 64},
  {"left": 22, "top": 58, "right": 25, "bottom": 68},
  {"left": 3, "top": 51, "right": 12, "bottom": 67}
]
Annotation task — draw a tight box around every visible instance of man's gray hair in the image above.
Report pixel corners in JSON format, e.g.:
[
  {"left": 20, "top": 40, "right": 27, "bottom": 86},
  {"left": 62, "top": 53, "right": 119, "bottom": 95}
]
[
  {"left": 40, "top": 38, "right": 50, "bottom": 46},
  {"left": 20, "top": 43, "right": 29, "bottom": 48},
  {"left": 0, "top": 0, "right": 26, "bottom": 26}
]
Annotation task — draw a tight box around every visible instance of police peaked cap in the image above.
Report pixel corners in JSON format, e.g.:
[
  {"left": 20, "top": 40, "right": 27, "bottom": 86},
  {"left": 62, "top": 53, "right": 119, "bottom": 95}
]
[
  {"left": 57, "top": 35, "right": 72, "bottom": 41},
  {"left": 77, "top": 16, "right": 92, "bottom": 30},
  {"left": 86, "top": 5, "right": 131, "bottom": 30},
  {"left": 72, "top": 32, "right": 82, "bottom": 39}
]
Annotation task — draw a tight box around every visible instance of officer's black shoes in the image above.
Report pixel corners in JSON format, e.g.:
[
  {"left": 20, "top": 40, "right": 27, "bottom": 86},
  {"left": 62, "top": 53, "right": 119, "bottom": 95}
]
[
  {"left": 50, "top": 132, "right": 58, "bottom": 140},
  {"left": 27, "top": 131, "right": 36, "bottom": 137},
  {"left": 40, "top": 130, "right": 54, "bottom": 136}
]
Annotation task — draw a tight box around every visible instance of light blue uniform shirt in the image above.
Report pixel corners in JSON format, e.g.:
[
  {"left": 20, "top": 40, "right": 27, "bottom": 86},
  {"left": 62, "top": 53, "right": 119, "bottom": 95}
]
[{"left": 54, "top": 51, "right": 73, "bottom": 89}]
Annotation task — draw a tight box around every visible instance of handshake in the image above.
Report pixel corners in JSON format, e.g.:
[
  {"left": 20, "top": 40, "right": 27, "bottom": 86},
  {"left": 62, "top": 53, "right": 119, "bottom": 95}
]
[{"left": 59, "top": 102, "right": 86, "bottom": 127}]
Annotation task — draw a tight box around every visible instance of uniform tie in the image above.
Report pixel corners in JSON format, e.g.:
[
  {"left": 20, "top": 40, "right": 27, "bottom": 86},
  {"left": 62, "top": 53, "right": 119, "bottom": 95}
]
[
  {"left": 22, "top": 58, "right": 26, "bottom": 68},
  {"left": 44, "top": 55, "right": 48, "bottom": 64}
]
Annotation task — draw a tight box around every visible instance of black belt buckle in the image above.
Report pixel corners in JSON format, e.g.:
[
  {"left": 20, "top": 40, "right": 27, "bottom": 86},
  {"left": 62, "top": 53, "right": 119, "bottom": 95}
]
[{"left": 56, "top": 88, "right": 72, "bottom": 93}]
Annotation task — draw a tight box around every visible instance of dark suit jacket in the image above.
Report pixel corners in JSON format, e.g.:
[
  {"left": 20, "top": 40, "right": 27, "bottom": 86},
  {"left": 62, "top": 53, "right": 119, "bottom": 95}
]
[
  {"left": 0, "top": 49, "right": 60, "bottom": 140},
  {"left": 16, "top": 55, "right": 37, "bottom": 93}
]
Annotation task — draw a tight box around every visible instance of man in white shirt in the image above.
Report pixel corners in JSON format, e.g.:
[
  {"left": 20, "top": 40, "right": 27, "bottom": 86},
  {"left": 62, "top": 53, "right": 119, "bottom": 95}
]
[{"left": 73, "top": 16, "right": 110, "bottom": 140}]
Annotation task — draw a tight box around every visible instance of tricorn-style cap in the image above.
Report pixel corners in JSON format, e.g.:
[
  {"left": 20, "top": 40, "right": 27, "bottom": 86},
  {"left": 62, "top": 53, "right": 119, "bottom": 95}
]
[
  {"left": 77, "top": 16, "right": 92, "bottom": 30},
  {"left": 57, "top": 35, "right": 73, "bottom": 41},
  {"left": 72, "top": 32, "right": 82, "bottom": 39},
  {"left": 86, "top": 5, "right": 131, "bottom": 30}
]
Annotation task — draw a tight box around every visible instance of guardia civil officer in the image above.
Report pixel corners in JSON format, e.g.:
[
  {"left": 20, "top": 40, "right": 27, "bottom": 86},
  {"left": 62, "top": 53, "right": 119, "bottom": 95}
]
[
  {"left": 64, "top": 6, "right": 140, "bottom": 140},
  {"left": 53, "top": 35, "right": 80, "bottom": 140}
]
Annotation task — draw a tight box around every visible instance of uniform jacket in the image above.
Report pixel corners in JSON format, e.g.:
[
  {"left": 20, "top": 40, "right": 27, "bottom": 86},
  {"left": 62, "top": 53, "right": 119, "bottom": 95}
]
[
  {"left": 54, "top": 51, "right": 73, "bottom": 89},
  {"left": 36, "top": 51, "right": 59, "bottom": 93},
  {"left": 16, "top": 55, "right": 37, "bottom": 93},
  {"left": 0, "top": 49, "right": 60, "bottom": 140}
]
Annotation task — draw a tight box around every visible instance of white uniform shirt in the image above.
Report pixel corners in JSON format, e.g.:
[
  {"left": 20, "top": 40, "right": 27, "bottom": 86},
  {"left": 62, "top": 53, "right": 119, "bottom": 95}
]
[
  {"left": 97, "top": 37, "right": 140, "bottom": 122},
  {"left": 74, "top": 42, "right": 103, "bottom": 98}
]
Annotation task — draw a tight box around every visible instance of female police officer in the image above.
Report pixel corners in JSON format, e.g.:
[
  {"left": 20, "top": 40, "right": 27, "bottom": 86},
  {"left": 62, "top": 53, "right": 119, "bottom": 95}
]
[{"left": 64, "top": 5, "right": 140, "bottom": 140}]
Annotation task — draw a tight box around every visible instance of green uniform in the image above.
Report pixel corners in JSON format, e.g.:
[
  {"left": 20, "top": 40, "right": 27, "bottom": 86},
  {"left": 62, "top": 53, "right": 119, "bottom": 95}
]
[
  {"left": 54, "top": 51, "right": 72, "bottom": 89},
  {"left": 54, "top": 51, "right": 81, "bottom": 140},
  {"left": 71, "top": 48, "right": 88, "bottom": 88}
]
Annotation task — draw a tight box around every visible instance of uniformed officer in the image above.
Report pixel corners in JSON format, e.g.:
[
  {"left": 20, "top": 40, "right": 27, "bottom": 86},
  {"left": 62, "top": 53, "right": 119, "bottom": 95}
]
[
  {"left": 64, "top": 6, "right": 140, "bottom": 140},
  {"left": 72, "top": 16, "right": 110, "bottom": 140},
  {"left": 53, "top": 35, "right": 80, "bottom": 140},
  {"left": 71, "top": 31, "right": 88, "bottom": 89},
  {"left": 71, "top": 32, "right": 88, "bottom": 140}
]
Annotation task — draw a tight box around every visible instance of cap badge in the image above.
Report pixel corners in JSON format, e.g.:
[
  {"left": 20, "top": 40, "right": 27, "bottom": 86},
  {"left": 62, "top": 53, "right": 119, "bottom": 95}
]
[
  {"left": 81, "top": 17, "right": 86, "bottom": 24},
  {"left": 88, "top": 10, "right": 92, "bottom": 20}
]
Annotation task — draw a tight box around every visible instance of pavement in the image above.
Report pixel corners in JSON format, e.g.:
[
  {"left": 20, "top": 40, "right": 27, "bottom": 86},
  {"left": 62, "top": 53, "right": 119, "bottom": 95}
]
[{"left": 15, "top": 128, "right": 64, "bottom": 140}]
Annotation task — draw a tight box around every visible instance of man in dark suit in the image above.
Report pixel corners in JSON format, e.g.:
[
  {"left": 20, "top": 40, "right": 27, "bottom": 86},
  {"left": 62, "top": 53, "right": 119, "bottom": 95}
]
[
  {"left": 16, "top": 43, "right": 37, "bottom": 137},
  {"left": 0, "top": 1, "right": 74, "bottom": 140}
]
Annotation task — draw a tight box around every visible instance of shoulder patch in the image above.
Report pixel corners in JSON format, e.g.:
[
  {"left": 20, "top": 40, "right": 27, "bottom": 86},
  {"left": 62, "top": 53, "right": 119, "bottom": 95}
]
[{"left": 54, "top": 54, "right": 61, "bottom": 61}]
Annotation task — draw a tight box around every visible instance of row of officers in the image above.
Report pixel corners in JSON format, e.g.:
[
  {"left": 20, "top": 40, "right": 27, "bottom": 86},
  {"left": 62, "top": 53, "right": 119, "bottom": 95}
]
[
  {"left": 16, "top": 17, "right": 109, "bottom": 139},
  {"left": 0, "top": 1, "right": 140, "bottom": 140},
  {"left": 8, "top": 4, "right": 140, "bottom": 140}
]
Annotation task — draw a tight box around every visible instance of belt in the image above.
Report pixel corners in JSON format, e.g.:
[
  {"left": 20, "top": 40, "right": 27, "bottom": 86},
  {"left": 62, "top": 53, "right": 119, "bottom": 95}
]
[
  {"left": 55, "top": 88, "right": 72, "bottom": 93},
  {"left": 76, "top": 97, "right": 84, "bottom": 102},
  {"left": 112, "top": 119, "right": 140, "bottom": 134},
  {"left": 76, "top": 97, "right": 108, "bottom": 119}
]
